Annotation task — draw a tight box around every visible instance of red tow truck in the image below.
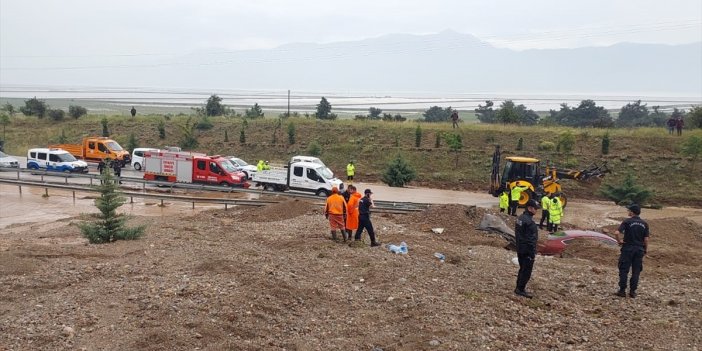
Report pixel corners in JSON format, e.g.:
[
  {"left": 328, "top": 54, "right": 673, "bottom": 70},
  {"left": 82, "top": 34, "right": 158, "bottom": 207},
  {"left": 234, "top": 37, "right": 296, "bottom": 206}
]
[{"left": 143, "top": 150, "right": 249, "bottom": 187}]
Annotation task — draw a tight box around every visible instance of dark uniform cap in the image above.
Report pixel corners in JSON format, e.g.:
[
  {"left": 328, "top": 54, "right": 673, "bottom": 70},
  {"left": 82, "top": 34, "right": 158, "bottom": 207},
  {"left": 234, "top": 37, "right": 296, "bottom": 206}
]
[
  {"left": 364, "top": 189, "right": 373, "bottom": 195},
  {"left": 526, "top": 199, "right": 540, "bottom": 208},
  {"left": 627, "top": 204, "right": 641, "bottom": 215}
]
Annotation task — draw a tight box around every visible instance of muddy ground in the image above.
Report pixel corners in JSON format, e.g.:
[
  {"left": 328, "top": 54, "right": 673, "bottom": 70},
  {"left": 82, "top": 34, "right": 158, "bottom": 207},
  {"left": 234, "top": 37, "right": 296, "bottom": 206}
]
[{"left": 1, "top": 200, "right": 701, "bottom": 350}]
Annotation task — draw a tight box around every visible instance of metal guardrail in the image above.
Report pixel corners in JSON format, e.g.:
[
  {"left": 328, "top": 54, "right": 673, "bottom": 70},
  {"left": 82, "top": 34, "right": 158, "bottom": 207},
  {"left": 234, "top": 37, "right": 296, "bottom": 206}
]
[{"left": 0, "top": 167, "right": 431, "bottom": 212}]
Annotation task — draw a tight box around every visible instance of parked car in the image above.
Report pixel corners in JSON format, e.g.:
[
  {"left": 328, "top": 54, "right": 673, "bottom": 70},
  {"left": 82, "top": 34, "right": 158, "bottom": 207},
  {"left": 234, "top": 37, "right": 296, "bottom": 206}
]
[
  {"left": 131, "top": 148, "right": 159, "bottom": 171},
  {"left": 0, "top": 151, "right": 20, "bottom": 169},
  {"left": 538, "top": 230, "right": 618, "bottom": 256},
  {"left": 27, "top": 148, "right": 89, "bottom": 173},
  {"left": 227, "top": 157, "right": 257, "bottom": 179}
]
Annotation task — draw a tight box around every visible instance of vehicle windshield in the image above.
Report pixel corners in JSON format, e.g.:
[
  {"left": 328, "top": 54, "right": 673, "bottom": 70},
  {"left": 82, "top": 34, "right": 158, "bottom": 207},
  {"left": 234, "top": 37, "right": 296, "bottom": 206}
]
[
  {"left": 0, "top": 151, "right": 7, "bottom": 157},
  {"left": 318, "top": 166, "right": 333, "bottom": 180},
  {"left": 57, "top": 153, "right": 77, "bottom": 162},
  {"left": 106, "top": 141, "right": 123, "bottom": 151},
  {"left": 231, "top": 158, "right": 248, "bottom": 166},
  {"left": 220, "top": 160, "right": 238, "bottom": 173}
]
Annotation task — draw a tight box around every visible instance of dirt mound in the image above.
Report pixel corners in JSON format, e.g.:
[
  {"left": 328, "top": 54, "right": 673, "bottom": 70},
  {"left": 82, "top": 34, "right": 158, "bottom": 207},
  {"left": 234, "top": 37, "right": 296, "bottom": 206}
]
[
  {"left": 561, "top": 238, "right": 618, "bottom": 265},
  {"left": 405, "top": 204, "right": 485, "bottom": 234},
  {"left": 236, "top": 199, "right": 320, "bottom": 222}
]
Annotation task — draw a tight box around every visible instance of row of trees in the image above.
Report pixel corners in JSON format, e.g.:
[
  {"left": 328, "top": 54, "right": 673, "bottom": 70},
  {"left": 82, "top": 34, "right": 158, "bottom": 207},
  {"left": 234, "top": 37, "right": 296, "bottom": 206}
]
[{"left": 2, "top": 98, "right": 87, "bottom": 121}]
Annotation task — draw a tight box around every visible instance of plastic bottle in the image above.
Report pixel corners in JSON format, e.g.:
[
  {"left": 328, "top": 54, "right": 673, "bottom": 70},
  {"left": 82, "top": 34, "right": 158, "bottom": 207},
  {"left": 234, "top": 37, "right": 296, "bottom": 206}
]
[
  {"left": 387, "top": 242, "right": 408, "bottom": 254},
  {"left": 434, "top": 252, "right": 445, "bottom": 262}
]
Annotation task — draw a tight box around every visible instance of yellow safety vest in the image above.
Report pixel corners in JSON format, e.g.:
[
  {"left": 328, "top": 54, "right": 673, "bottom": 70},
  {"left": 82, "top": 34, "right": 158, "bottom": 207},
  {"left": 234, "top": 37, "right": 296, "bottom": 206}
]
[
  {"left": 346, "top": 163, "right": 355, "bottom": 176},
  {"left": 511, "top": 185, "right": 527, "bottom": 201},
  {"left": 499, "top": 192, "right": 509, "bottom": 209},
  {"left": 541, "top": 196, "right": 551, "bottom": 211}
]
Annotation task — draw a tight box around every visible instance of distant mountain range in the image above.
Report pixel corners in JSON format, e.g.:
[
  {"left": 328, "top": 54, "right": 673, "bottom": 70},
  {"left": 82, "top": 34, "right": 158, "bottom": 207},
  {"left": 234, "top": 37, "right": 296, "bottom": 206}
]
[{"left": 2, "top": 30, "right": 701, "bottom": 95}]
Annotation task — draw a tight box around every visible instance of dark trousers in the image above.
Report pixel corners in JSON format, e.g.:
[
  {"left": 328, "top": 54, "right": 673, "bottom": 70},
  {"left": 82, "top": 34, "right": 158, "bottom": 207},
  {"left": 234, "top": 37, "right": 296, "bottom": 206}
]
[
  {"left": 355, "top": 215, "right": 377, "bottom": 243},
  {"left": 516, "top": 251, "right": 535, "bottom": 291},
  {"left": 676, "top": 127, "right": 682, "bottom": 136},
  {"left": 508, "top": 199, "right": 518, "bottom": 216},
  {"left": 539, "top": 210, "right": 550, "bottom": 230},
  {"left": 619, "top": 246, "right": 645, "bottom": 292}
]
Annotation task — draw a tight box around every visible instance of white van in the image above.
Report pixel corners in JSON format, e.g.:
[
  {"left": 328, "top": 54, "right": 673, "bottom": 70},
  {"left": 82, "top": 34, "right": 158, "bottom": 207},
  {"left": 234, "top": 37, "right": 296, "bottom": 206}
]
[
  {"left": 131, "top": 148, "right": 159, "bottom": 171},
  {"left": 290, "top": 155, "right": 333, "bottom": 178},
  {"left": 27, "top": 148, "right": 89, "bottom": 173}
]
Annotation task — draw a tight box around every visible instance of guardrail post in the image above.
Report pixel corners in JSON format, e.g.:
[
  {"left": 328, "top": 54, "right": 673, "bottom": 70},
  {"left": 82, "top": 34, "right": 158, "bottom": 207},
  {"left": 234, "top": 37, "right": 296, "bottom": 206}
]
[
  {"left": 41, "top": 175, "right": 44, "bottom": 182},
  {"left": 16, "top": 170, "right": 20, "bottom": 180},
  {"left": 72, "top": 191, "right": 75, "bottom": 202},
  {"left": 18, "top": 185, "right": 22, "bottom": 194},
  {"left": 225, "top": 203, "right": 228, "bottom": 210},
  {"left": 90, "top": 177, "right": 93, "bottom": 186},
  {"left": 44, "top": 188, "right": 48, "bottom": 197},
  {"left": 160, "top": 199, "right": 164, "bottom": 207},
  {"left": 65, "top": 177, "right": 68, "bottom": 184},
  {"left": 130, "top": 196, "right": 134, "bottom": 204},
  {"left": 192, "top": 202, "right": 195, "bottom": 209}
]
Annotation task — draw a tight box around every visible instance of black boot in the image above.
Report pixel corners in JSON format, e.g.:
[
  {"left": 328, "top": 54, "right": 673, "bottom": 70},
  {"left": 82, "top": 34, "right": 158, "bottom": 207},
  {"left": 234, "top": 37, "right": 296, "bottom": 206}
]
[{"left": 331, "top": 230, "right": 338, "bottom": 241}]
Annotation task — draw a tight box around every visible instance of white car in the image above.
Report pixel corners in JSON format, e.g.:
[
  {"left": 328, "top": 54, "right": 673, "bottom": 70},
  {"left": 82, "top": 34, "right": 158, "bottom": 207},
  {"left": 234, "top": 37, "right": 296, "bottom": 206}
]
[
  {"left": 228, "top": 157, "right": 257, "bottom": 179},
  {"left": 132, "top": 148, "right": 159, "bottom": 171},
  {"left": 0, "top": 151, "right": 20, "bottom": 169}
]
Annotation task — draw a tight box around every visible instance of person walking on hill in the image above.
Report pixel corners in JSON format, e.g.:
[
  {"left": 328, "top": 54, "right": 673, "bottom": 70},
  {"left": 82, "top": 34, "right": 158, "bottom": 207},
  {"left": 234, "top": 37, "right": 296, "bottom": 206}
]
[
  {"left": 324, "top": 187, "right": 347, "bottom": 241},
  {"left": 614, "top": 204, "right": 649, "bottom": 298},
  {"left": 499, "top": 189, "right": 509, "bottom": 213},
  {"left": 451, "top": 110, "right": 459, "bottom": 129},
  {"left": 130, "top": 106, "right": 137, "bottom": 117},
  {"left": 675, "top": 117, "right": 684, "bottom": 136},
  {"left": 509, "top": 182, "right": 528, "bottom": 216},
  {"left": 666, "top": 116, "right": 676, "bottom": 135},
  {"left": 355, "top": 189, "right": 380, "bottom": 247},
  {"left": 346, "top": 161, "right": 355, "bottom": 183},
  {"left": 514, "top": 199, "right": 541, "bottom": 298},
  {"left": 344, "top": 185, "right": 361, "bottom": 241},
  {"left": 539, "top": 193, "right": 552, "bottom": 230},
  {"left": 548, "top": 194, "right": 563, "bottom": 233}
]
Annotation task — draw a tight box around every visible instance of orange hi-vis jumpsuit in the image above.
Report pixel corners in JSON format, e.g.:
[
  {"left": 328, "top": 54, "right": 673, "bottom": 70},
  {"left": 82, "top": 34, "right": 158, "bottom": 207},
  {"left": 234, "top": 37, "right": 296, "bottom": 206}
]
[
  {"left": 345, "top": 192, "right": 362, "bottom": 230},
  {"left": 325, "top": 193, "right": 347, "bottom": 230}
]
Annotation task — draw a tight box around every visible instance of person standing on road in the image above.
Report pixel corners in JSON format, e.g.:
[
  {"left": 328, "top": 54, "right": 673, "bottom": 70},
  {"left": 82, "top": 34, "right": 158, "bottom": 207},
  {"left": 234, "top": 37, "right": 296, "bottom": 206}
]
[
  {"left": 509, "top": 182, "right": 528, "bottom": 216},
  {"left": 548, "top": 194, "right": 563, "bottom": 233},
  {"left": 324, "top": 187, "right": 347, "bottom": 241},
  {"left": 614, "top": 204, "right": 649, "bottom": 298},
  {"left": 346, "top": 161, "right": 355, "bottom": 183},
  {"left": 112, "top": 159, "right": 122, "bottom": 184},
  {"left": 344, "top": 185, "right": 361, "bottom": 241},
  {"left": 539, "top": 193, "right": 552, "bottom": 230},
  {"left": 514, "top": 199, "right": 541, "bottom": 298},
  {"left": 97, "top": 158, "right": 106, "bottom": 175},
  {"left": 451, "top": 110, "right": 459, "bottom": 129},
  {"left": 499, "top": 189, "right": 509, "bottom": 213},
  {"left": 355, "top": 189, "right": 380, "bottom": 247}
]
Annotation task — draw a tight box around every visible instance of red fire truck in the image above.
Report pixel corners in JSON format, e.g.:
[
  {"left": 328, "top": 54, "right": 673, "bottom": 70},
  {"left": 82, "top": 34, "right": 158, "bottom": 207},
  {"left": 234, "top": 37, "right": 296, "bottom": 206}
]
[{"left": 143, "top": 150, "right": 249, "bottom": 187}]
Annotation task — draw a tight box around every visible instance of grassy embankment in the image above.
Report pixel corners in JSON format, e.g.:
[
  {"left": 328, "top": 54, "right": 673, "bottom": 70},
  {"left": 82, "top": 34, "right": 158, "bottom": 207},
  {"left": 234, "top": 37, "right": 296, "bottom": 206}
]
[{"left": 3, "top": 114, "right": 701, "bottom": 206}]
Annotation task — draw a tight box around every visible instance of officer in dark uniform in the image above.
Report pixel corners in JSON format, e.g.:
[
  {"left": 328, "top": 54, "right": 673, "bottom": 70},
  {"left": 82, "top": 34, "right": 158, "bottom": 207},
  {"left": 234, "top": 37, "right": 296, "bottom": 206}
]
[
  {"left": 354, "top": 189, "right": 380, "bottom": 247},
  {"left": 514, "top": 199, "right": 541, "bottom": 298},
  {"left": 112, "top": 159, "right": 122, "bottom": 184},
  {"left": 614, "top": 204, "right": 649, "bottom": 298}
]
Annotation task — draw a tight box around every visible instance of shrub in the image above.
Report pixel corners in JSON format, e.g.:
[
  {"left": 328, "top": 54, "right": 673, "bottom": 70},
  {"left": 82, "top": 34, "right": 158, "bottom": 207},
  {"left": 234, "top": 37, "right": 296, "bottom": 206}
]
[
  {"left": 205, "top": 95, "right": 225, "bottom": 116},
  {"left": 68, "top": 105, "right": 87, "bottom": 119},
  {"left": 48, "top": 109, "right": 65, "bottom": 121},
  {"left": 101, "top": 118, "right": 109, "bottom": 137},
  {"left": 57, "top": 129, "right": 68, "bottom": 143},
  {"left": 157, "top": 120, "right": 166, "bottom": 139},
  {"left": 245, "top": 103, "right": 264, "bottom": 119},
  {"left": 516, "top": 137, "right": 524, "bottom": 151},
  {"left": 599, "top": 173, "right": 653, "bottom": 205},
  {"left": 20, "top": 97, "right": 47, "bottom": 118},
  {"left": 195, "top": 116, "right": 213, "bottom": 130},
  {"left": 681, "top": 135, "right": 702, "bottom": 169},
  {"left": 382, "top": 154, "right": 417, "bottom": 187},
  {"left": 435, "top": 132, "right": 441, "bottom": 148},
  {"left": 287, "top": 122, "right": 296, "bottom": 145},
  {"left": 178, "top": 117, "right": 198, "bottom": 149},
  {"left": 557, "top": 131, "right": 576, "bottom": 154},
  {"left": 307, "top": 140, "right": 322, "bottom": 156},
  {"left": 224, "top": 129, "right": 229, "bottom": 142},
  {"left": 239, "top": 129, "right": 246, "bottom": 144},
  {"left": 126, "top": 132, "right": 138, "bottom": 153},
  {"left": 601, "top": 133, "right": 610, "bottom": 155},
  {"left": 538, "top": 141, "right": 556, "bottom": 151},
  {"left": 79, "top": 168, "right": 145, "bottom": 244}
]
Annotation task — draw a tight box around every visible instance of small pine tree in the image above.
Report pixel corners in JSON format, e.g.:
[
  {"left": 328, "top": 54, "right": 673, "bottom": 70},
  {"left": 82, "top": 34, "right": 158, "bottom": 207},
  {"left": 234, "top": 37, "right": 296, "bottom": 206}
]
[
  {"left": 126, "top": 132, "right": 138, "bottom": 153},
  {"left": 307, "top": 140, "right": 322, "bottom": 156},
  {"left": 681, "top": 135, "right": 702, "bottom": 170},
  {"left": 516, "top": 137, "right": 524, "bottom": 151},
  {"left": 445, "top": 132, "right": 463, "bottom": 167},
  {"left": 415, "top": 125, "right": 422, "bottom": 147},
  {"left": 178, "top": 117, "right": 198, "bottom": 149},
  {"left": 101, "top": 117, "right": 110, "bottom": 137},
  {"left": 435, "top": 132, "right": 441, "bottom": 148},
  {"left": 157, "top": 119, "right": 166, "bottom": 139},
  {"left": 57, "top": 129, "right": 68, "bottom": 143},
  {"left": 393, "top": 135, "right": 399, "bottom": 147},
  {"left": 601, "top": 133, "right": 610, "bottom": 155},
  {"left": 224, "top": 129, "right": 229, "bottom": 142},
  {"left": 599, "top": 173, "right": 653, "bottom": 205},
  {"left": 239, "top": 129, "right": 246, "bottom": 144},
  {"left": 382, "top": 154, "right": 417, "bottom": 187},
  {"left": 79, "top": 168, "right": 145, "bottom": 244},
  {"left": 287, "top": 122, "right": 296, "bottom": 145}
]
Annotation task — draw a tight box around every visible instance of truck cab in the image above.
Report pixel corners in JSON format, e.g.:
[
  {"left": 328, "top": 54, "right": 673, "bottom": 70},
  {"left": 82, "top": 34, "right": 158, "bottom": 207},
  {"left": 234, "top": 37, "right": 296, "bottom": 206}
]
[
  {"left": 143, "top": 150, "right": 248, "bottom": 187},
  {"left": 252, "top": 161, "right": 343, "bottom": 196},
  {"left": 49, "top": 137, "right": 130, "bottom": 166},
  {"left": 192, "top": 156, "right": 248, "bottom": 187}
]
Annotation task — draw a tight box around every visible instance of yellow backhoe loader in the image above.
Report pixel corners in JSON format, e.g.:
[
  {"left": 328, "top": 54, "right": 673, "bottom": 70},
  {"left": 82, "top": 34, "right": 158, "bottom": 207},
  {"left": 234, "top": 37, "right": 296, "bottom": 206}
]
[{"left": 489, "top": 145, "right": 610, "bottom": 208}]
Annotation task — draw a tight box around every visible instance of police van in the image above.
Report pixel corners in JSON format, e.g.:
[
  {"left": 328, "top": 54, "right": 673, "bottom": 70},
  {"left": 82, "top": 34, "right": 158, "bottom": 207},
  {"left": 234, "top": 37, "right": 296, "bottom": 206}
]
[{"left": 27, "top": 148, "right": 89, "bottom": 173}]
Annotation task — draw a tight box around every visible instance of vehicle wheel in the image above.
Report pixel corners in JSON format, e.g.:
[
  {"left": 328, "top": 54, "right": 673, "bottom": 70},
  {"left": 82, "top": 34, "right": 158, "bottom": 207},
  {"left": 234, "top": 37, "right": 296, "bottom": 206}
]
[
  {"left": 316, "top": 189, "right": 330, "bottom": 197},
  {"left": 518, "top": 190, "right": 531, "bottom": 206},
  {"left": 220, "top": 181, "right": 230, "bottom": 187},
  {"left": 559, "top": 194, "right": 568, "bottom": 208},
  {"left": 134, "top": 162, "right": 142, "bottom": 171},
  {"left": 63, "top": 169, "right": 71, "bottom": 173},
  {"left": 263, "top": 184, "right": 275, "bottom": 192}
]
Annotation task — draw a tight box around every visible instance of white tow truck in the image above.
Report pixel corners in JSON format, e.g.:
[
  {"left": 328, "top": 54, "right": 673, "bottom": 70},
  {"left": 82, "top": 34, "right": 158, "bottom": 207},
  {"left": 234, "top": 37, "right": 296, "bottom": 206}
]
[{"left": 251, "top": 161, "right": 344, "bottom": 196}]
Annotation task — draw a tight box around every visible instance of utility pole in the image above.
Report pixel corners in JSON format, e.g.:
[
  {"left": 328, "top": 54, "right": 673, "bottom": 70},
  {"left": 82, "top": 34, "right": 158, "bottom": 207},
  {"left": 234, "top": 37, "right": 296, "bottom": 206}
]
[{"left": 287, "top": 90, "right": 290, "bottom": 118}]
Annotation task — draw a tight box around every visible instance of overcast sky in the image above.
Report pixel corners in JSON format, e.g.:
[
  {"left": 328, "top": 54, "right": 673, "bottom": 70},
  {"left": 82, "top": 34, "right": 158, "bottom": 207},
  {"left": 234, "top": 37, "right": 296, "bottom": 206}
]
[{"left": 1, "top": 0, "right": 701, "bottom": 58}]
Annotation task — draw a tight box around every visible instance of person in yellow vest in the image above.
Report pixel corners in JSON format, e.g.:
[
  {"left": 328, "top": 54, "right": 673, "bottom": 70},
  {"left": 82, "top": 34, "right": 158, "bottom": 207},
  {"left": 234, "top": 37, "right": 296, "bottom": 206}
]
[
  {"left": 539, "top": 193, "right": 552, "bottom": 230},
  {"left": 256, "top": 160, "right": 264, "bottom": 172},
  {"left": 346, "top": 161, "right": 355, "bottom": 182},
  {"left": 549, "top": 194, "right": 563, "bottom": 233},
  {"left": 499, "top": 189, "right": 509, "bottom": 213},
  {"left": 262, "top": 160, "right": 271, "bottom": 171},
  {"left": 509, "top": 182, "right": 529, "bottom": 216}
]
